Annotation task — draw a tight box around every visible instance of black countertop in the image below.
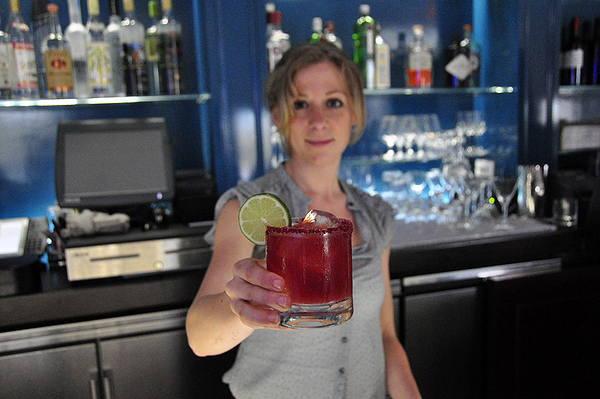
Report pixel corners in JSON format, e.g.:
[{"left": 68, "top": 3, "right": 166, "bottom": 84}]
[{"left": 0, "top": 218, "right": 593, "bottom": 333}]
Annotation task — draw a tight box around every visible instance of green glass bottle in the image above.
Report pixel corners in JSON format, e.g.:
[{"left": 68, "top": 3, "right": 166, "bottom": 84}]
[{"left": 352, "top": 4, "right": 375, "bottom": 88}]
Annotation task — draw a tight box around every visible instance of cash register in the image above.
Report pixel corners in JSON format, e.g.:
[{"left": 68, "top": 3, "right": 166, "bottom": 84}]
[{"left": 54, "top": 117, "right": 215, "bottom": 281}]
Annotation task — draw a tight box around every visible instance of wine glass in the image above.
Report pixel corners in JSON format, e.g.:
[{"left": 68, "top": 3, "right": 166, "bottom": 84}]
[
  {"left": 493, "top": 177, "right": 518, "bottom": 229},
  {"left": 380, "top": 115, "right": 398, "bottom": 161}
]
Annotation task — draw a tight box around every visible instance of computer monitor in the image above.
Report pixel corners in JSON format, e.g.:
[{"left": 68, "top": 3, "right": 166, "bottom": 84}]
[{"left": 55, "top": 118, "right": 175, "bottom": 210}]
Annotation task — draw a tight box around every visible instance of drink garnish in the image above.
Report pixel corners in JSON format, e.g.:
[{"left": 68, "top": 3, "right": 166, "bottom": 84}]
[{"left": 238, "top": 193, "right": 291, "bottom": 245}]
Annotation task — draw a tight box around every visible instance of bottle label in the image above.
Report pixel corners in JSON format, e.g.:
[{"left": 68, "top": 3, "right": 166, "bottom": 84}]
[
  {"left": 375, "top": 43, "right": 390, "bottom": 89},
  {"left": 563, "top": 49, "right": 584, "bottom": 69},
  {"left": 146, "top": 36, "right": 160, "bottom": 62},
  {"left": 44, "top": 49, "right": 74, "bottom": 91},
  {"left": 87, "top": 41, "right": 113, "bottom": 91},
  {"left": 445, "top": 53, "right": 471, "bottom": 80},
  {"left": 0, "top": 43, "right": 16, "bottom": 89},
  {"left": 12, "top": 42, "right": 38, "bottom": 89}
]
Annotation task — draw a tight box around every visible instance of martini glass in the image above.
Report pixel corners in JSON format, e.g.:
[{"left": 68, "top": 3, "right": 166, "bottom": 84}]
[{"left": 493, "top": 177, "right": 518, "bottom": 229}]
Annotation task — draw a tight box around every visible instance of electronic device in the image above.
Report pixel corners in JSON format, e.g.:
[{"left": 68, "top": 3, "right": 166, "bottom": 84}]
[
  {"left": 0, "top": 218, "right": 47, "bottom": 269},
  {"left": 54, "top": 117, "right": 175, "bottom": 210},
  {"left": 64, "top": 223, "right": 213, "bottom": 281}
]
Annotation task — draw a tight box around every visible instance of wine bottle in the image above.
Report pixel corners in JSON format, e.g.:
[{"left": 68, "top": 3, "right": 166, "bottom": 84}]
[
  {"left": 406, "top": 24, "right": 432, "bottom": 87},
  {"left": 353, "top": 4, "right": 375, "bottom": 89},
  {"left": 7, "top": 0, "right": 39, "bottom": 98},
  {"left": 146, "top": 0, "right": 161, "bottom": 95},
  {"left": 43, "top": 3, "right": 74, "bottom": 98},
  {"left": 561, "top": 17, "right": 584, "bottom": 86},
  {"left": 121, "top": 0, "right": 148, "bottom": 95},
  {"left": 1, "top": 14, "right": 18, "bottom": 99},
  {"left": 390, "top": 31, "right": 407, "bottom": 87},
  {"left": 105, "top": 0, "right": 126, "bottom": 96},
  {"left": 307, "top": 17, "right": 324, "bottom": 43},
  {"left": 374, "top": 23, "right": 390, "bottom": 89},
  {"left": 65, "top": 0, "right": 91, "bottom": 98},
  {"left": 31, "top": 0, "right": 50, "bottom": 97},
  {"left": 590, "top": 18, "right": 600, "bottom": 85},
  {"left": 158, "top": 0, "right": 183, "bottom": 94}
]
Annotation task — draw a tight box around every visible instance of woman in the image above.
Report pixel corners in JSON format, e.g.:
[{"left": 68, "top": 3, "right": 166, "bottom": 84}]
[{"left": 186, "top": 42, "right": 421, "bottom": 399}]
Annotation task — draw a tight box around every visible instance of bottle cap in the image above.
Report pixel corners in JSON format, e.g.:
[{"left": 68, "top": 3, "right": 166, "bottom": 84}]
[
  {"left": 360, "top": 4, "right": 370, "bottom": 15},
  {"left": 312, "top": 17, "right": 323, "bottom": 32}
]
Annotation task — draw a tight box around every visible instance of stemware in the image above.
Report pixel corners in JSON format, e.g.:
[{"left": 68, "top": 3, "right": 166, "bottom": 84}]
[
  {"left": 493, "top": 177, "right": 518, "bottom": 229},
  {"left": 380, "top": 115, "right": 398, "bottom": 161}
]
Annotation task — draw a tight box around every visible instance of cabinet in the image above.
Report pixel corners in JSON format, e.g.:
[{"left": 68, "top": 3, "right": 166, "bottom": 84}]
[
  {"left": 522, "top": 0, "right": 600, "bottom": 172},
  {"left": 486, "top": 266, "right": 600, "bottom": 399},
  {"left": 0, "top": 309, "right": 236, "bottom": 399},
  {"left": 0, "top": 342, "right": 98, "bottom": 398},
  {"left": 395, "top": 259, "right": 566, "bottom": 399}
]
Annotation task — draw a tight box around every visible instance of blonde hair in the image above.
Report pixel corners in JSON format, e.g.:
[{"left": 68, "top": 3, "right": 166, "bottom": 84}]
[{"left": 265, "top": 42, "right": 366, "bottom": 155}]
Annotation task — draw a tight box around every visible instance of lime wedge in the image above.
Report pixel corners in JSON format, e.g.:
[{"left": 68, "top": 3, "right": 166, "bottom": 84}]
[{"left": 238, "top": 193, "right": 291, "bottom": 245}]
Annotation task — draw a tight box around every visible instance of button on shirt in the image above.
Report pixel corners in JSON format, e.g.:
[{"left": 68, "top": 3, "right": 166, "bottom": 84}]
[{"left": 204, "top": 165, "right": 397, "bottom": 399}]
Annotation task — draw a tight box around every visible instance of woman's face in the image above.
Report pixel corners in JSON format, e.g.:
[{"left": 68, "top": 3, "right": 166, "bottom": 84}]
[{"left": 279, "top": 61, "right": 357, "bottom": 166}]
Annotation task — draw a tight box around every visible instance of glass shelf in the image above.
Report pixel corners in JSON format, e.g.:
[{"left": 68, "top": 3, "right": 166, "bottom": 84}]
[
  {"left": 0, "top": 93, "right": 211, "bottom": 108},
  {"left": 364, "top": 86, "right": 516, "bottom": 96},
  {"left": 558, "top": 85, "right": 600, "bottom": 95}
]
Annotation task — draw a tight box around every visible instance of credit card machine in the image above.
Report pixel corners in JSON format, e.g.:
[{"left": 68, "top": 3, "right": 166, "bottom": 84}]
[{"left": 0, "top": 218, "right": 47, "bottom": 268}]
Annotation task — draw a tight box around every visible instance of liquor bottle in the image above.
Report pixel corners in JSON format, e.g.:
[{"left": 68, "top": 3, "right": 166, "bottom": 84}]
[
  {"left": 105, "top": 0, "right": 126, "bottom": 96},
  {"left": 265, "top": 2, "right": 276, "bottom": 37},
  {"left": 65, "top": 0, "right": 91, "bottom": 98},
  {"left": 461, "top": 24, "right": 480, "bottom": 87},
  {"left": 158, "top": 0, "right": 183, "bottom": 94},
  {"left": 353, "top": 4, "right": 375, "bottom": 89},
  {"left": 307, "top": 17, "right": 324, "bottom": 43},
  {"left": 561, "top": 17, "right": 584, "bottom": 86},
  {"left": 146, "top": 0, "right": 161, "bottom": 95},
  {"left": 374, "top": 23, "right": 390, "bottom": 89},
  {"left": 1, "top": 15, "right": 18, "bottom": 99},
  {"left": 121, "top": 0, "right": 148, "bottom": 95},
  {"left": 43, "top": 3, "right": 74, "bottom": 98},
  {"left": 6, "top": 0, "right": 39, "bottom": 98},
  {"left": 390, "top": 31, "right": 407, "bottom": 87},
  {"left": 31, "top": 0, "right": 50, "bottom": 97},
  {"left": 266, "top": 6, "right": 290, "bottom": 72},
  {"left": 406, "top": 24, "right": 432, "bottom": 88},
  {"left": 86, "top": 0, "right": 114, "bottom": 96},
  {"left": 444, "top": 34, "right": 469, "bottom": 88},
  {"left": 324, "top": 21, "right": 342, "bottom": 49}
]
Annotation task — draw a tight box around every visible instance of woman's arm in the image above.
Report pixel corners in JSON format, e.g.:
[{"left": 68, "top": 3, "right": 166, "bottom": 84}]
[
  {"left": 185, "top": 199, "right": 291, "bottom": 357},
  {"left": 380, "top": 247, "right": 422, "bottom": 399}
]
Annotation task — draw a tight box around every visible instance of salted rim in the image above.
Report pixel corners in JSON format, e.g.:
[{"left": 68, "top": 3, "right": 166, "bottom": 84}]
[{"left": 266, "top": 217, "right": 353, "bottom": 236}]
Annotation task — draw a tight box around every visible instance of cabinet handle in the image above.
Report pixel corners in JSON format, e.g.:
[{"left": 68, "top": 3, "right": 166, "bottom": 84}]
[
  {"left": 103, "top": 376, "right": 113, "bottom": 399},
  {"left": 89, "top": 378, "right": 99, "bottom": 399}
]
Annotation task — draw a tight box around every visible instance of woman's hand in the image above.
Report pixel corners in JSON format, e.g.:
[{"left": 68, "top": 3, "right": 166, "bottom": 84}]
[{"left": 225, "top": 258, "right": 291, "bottom": 329}]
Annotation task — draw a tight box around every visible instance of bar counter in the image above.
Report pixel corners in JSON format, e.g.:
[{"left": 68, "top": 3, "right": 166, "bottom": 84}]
[{"left": 1, "top": 217, "right": 592, "bottom": 333}]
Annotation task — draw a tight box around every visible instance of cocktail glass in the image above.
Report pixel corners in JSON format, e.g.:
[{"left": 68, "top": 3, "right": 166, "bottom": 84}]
[
  {"left": 493, "top": 177, "right": 518, "bottom": 229},
  {"left": 266, "top": 211, "right": 353, "bottom": 328}
]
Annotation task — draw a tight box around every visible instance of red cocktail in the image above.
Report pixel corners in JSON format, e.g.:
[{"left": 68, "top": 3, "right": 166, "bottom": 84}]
[{"left": 266, "top": 211, "right": 353, "bottom": 328}]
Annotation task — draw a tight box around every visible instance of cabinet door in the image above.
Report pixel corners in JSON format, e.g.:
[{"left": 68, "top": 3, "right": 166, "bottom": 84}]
[
  {"left": 99, "top": 329, "right": 236, "bottom": 399},
  {"left": 0, "top": 343, "right": 98, "bottom": 399},
  {"left": 403, "top": 286, "right": 484, "bottom": 399},
  {"left": 486, "top": 267, "right": 600, "bottom": 399}
]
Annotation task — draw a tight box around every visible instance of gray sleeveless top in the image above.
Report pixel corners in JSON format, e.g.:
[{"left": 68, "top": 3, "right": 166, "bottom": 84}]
[{"left": 204, "top": 165, "right": 396, "bottom": 399}]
